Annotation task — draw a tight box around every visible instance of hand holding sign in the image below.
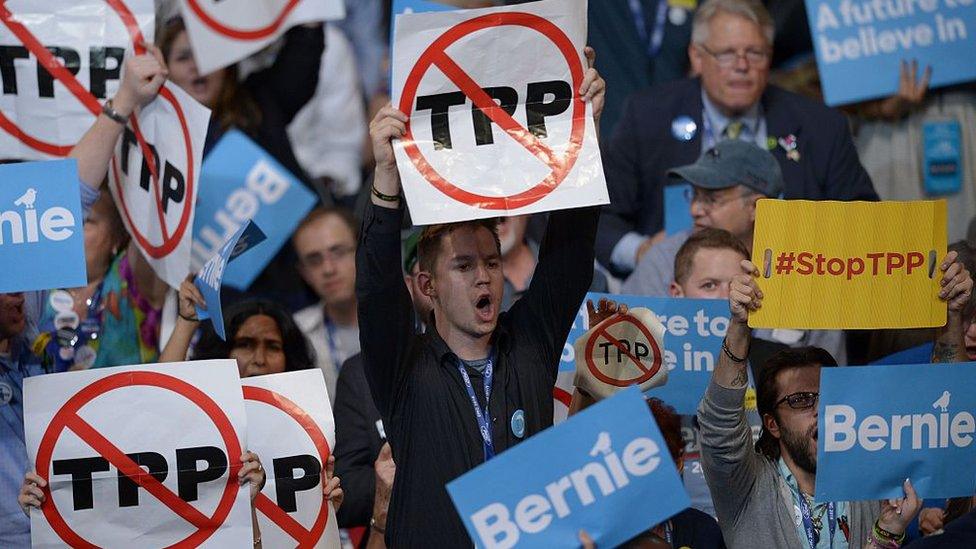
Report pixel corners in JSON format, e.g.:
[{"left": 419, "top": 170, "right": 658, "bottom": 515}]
[
  {"left": 238, "top": 451, "right": 267, "bottom": 501},
  {"left": 878, "top": 478, "right": 923, "bottom": 537},
  {"left": 112, "top": 44, "right": 169, "bottom": 118},
  {"left": 938, "top": 250, "right": 973, "bottom": 313}
]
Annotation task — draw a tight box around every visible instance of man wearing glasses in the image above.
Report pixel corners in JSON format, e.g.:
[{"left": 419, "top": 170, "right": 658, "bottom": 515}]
[
  {"left": 293, "top": 207, "right": 361, "bottom": 400},
  {"left": 596, "top": 0, "right": 878, "bottom": 278},
  {"left": 696, "top": 254, "right": 972, "bottom": 548}
]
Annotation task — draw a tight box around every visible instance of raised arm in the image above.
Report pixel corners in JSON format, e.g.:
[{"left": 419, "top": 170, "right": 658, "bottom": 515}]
[
  {"left": 70, "top": 45, "right": 167, "bottom": 189},
  {"left": 697, "top": 260, "right": 764, "bottom": 522},
  {"left": 159, "top": 275, "right": 205, "bottom": 362},
  {"left": 931, "top": 250, "right": 973, "bottom": 363},
  {"left": 512, "top": 48, "right": 605, "bottom": 379},
  {"left": 356, "top": 106, "right": 416, "bottom": 419}
]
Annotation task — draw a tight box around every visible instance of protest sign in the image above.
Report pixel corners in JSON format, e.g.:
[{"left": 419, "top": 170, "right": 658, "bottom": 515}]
[
  {"left": 389, "top": 0, "right": 455, "bottom": 92},
  {"left": 573, "top": 307, "right": 667, "bottom": 400},
  {"left": 242, "top": 369, "right": 340, "bottom": 548},
  {"left": 816, "top": 362, "right": 976, "bottom": 502},
  {"left": 806, "top": 0, "right": 976, "bottom": 105},
  {"left": 192, "top": 130, "right": 317, "bottom": 290},
  {"left": 108, "top": 82, "right": 211, "bottom": 289},
  {"left": 195, "top": 220, "right": 267, "bottom": 340},
  {"left": 179, "top": 0, "right": 345, "bottom": 75},
  {"left": 447, "top": 386, "right": 689, "bottom": 549},
  {"left": 0, "top": 0, "right": 154, "bottom": 160},
  {"left": 0, "top": 160, "right": 86, "bottom": 293},
  {"left": 23, "top": 360, "right": 252, "bottom": 548},
  {"left": 665, "top": 184, "right": 693, "bottom": 236},
  {"left": 750, "top": 199, "right": 948, "bottom": 329},
  {"left": 564, "top": 293, "right": 739, "bottom": 415},
  {"left": 390, "top": 0, "right": 609, "bottom": 224}
]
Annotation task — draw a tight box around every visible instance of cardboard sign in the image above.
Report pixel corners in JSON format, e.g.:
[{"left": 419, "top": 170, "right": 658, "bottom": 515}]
[
  {"left": 806, "top": 0, "right": 976, "bottom": 105},
  {"left": 0, "top": 0, "right": 155, "bottom": 160},
  {"left": 816, "top": 362, "right": 976, "bottom": 502},
  {"left": 192, "top": 130, "right": 317, "bottom": 290},
  {"left": 573, "top": 307, "right": 667, "bottom": 400},
  {"left": 390, "top": 0, "right": 609, "bottom": 224},
  {"left": 664, "top": 183, "right": 693, "bottom": 236},
  {"left": 750, "top": 199, "right": 948, "bottom": 329},
  {"left": 195, "top": 220, "right": 267, "bottom": 340},
  {"left": 179, "top": 0, "right": 345, "bottom": 75},
  {"left": 0, "top": 160, "right": 86, "bottom": 293},
  {"left": 108, "top": 82, "right": 211, "bottom": 289},
  {"left": 23, "top": 360, "right": 252, "bottom": 548},
  {"left": 242, "top": 370, "right": 340, "bottom": 548},
  {"left": 447, "top": 387, "right": 689, "bottom": 549}
]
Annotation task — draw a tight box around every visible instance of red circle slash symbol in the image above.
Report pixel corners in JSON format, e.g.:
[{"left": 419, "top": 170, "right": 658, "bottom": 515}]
[
  {"left": 244, "top": 386, "right": 333, "bottom": 548},
  {"left": 185, "top": 0, "right": 302, "bottom": 40},
  {"left": 398, "top": 12, "right": 586, "bottom": 210},
  {"left": 585, "top": 314, "right": 663, "bottom": 387},
  {"left": 35, "top": 371, "right": 244, "bottom": 549}
]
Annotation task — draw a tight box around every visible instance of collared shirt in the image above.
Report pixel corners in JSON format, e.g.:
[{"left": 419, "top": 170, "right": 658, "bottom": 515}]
[
  {"left": 778, "top": 458, "right": 850, "bottom": 549},
  {"left": 701, "top": 90, "right": 768, "bottom": 151},
  {"left": 0, "top": 339, "right": 46, "bottom": 548},
  {"left": 293, "top": 303, "right": 360, "bottom": 401}
]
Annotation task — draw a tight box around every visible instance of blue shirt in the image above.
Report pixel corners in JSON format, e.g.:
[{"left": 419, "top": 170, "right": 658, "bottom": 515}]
[
  {"left": 701, "top": 90, "right": 767, "bottom": 151},
  {"left": 0, "top": 339, "right": 46, "bottom": 548},
  {"left": 779, "top": 458, "right": 850, "bottom": 549}
]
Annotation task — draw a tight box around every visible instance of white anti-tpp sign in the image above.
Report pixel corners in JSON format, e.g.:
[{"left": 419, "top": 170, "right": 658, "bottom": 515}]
[
  {"left": 0, "top": 0, "right": 155, "bottom": 160},
  {"left": 391, "top": 0, "right": 609, "bottom": 225},
  {"left": 23, "top": 360, "right": 253, "bottom": 548},
  {"left": 243, "top": 370, "right": 340, "bottom": 548}
]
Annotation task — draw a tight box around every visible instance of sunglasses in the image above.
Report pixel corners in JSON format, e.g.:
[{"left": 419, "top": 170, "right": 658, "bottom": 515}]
[{"left": 775, "top": 391, "right": 819, "bottom": 410}]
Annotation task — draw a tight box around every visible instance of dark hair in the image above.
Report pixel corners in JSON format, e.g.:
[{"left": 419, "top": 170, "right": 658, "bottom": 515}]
[
  {"left": 194, "top": 299, "right": 314, "bottom": 372},
  {"left": 673, "top": 228, "right": 750, "bottom": 285},
  {"left": 417, "top": 219, "right": 501, "bottom": 273},
  {"left": 156, "top": 16, "right": 261, "bottom": 134},
  {"left": 647, "top": 398, "right": 683, "bottom": 464},
  {"left": 755, "top": 346, "right": 837, "bottom": 460},
  {"left": 944, "top": 497, "right": 975, "bottom": 526},
  {"left": 292, "top": 206, "right": 359, "bottom": 246}
]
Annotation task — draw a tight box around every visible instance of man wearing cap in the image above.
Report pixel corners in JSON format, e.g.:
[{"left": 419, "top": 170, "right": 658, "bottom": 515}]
[
  {"left": 596, "top": 0, "right": 877, "bottom": 277},
  {"left": 624, "top": 140, "right": 848, "bottom": 362}
]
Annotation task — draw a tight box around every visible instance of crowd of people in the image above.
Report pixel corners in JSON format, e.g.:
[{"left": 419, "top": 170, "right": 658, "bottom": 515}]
[{"left": 2, "top": 0, "right": 976, "bottom": 547}]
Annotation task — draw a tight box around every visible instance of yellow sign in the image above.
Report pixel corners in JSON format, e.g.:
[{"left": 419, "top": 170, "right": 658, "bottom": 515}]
[{"left": 750, "top": 199, "right": 947, "bottom": 330}]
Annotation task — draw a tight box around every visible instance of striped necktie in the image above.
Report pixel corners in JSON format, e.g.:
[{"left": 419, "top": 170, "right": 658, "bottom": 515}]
[{"left": 723, "top": 120, "right": 744, "bottom": 140}]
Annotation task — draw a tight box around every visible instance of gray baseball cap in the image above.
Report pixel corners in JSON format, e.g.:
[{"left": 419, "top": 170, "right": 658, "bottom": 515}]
[{"left": 668, "top": 139, "right": 784, "bottom": 197}]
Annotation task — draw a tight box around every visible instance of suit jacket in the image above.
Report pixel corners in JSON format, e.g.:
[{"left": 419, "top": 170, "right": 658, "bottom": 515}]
[{"left": 596, "top": 77, "right": 879, "bottom": 272}]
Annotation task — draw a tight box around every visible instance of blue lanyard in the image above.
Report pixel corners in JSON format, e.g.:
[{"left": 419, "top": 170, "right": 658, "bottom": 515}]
[
  {"left": 457, "top": 355, "right": 495, "bottom": 462},
  {"left": 664, "top": 521, "right": 673, "bottom": 545},
  {"left": 323, "top": 317, "right": 341, "bottom": 368},
  {"left": 797, "top": 493, "right": 836, "bottom": 549},
  {"left": 628, "top": 0, "right": 669, "bottom": 59}
]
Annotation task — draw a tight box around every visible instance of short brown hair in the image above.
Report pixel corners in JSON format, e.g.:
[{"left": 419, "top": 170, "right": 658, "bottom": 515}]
[
  {"left": 292, "top": 206, "right": 358, "bottom": 247},
  {"left": 673, "top": 228, "right": 749, "bottom": 285},
  {"left": 647, "top": 398, "right": 683, "bottom": 464},
  {"left": 418, "top": 219, "right": 500, "bottom": 273}
]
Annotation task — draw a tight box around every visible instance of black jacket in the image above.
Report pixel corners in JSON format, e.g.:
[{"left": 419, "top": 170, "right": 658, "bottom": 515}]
[
  {"left": 356, "top": 203, "right": 598, "bottom": 547},
  {"left": 596, "top": 77, "right": 879, "bottom": 273},
  {"left": 333, "top": 353, "right": 384, "bottom": 530}
]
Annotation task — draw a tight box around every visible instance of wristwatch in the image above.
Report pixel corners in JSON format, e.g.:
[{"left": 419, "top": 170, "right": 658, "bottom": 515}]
[{"left": 102, "top": 99, "right": 129, "bottom": 125}]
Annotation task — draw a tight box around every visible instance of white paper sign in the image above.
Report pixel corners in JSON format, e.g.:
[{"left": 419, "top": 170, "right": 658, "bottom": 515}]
[
  {"left": 0, "top": 0, "right": 155, "bottom": 160},
  {"left": 242, "top": 369, "right": 340, "bottom": 548},
  {"left": 179, "top": 0, "right": 346, "bottom": 75},
  {"left": 23, "top": 360, "right": 253, "bottom": 548},
  {"left": 108, "top": 82, "right": 211, "bottom": 289},
  {"left": 390, "top": 0, "right": 608, "bottom": 225}
]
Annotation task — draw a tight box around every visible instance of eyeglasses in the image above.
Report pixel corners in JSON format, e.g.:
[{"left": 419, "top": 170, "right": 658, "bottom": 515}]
[
  {"left": 775, "top": 391, "right": 819, "bottom": 410},
  {"left": 697, "top": 43, "right": 770, "bottom": 68},
  {"left": 683, "top": 188, "right": 750, "bottom": 211},
  {"left": 298, "top": 245, "right": 355, "bottom": 268}
]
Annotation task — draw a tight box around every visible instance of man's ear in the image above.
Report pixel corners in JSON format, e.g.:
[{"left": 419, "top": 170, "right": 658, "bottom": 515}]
[
  {"left": 688, "top": 44, "right": 703, "bottom": 76},
  {"left": 417, "top": 271, "right": 436, "bottom": 298},
  {"left": 669, "top": 281, "right": 685, "bottom": 298},
  {"left": 763, "top": 412, "right": 781, "bottom": 440},
  {"left": 748, "top": 194, "right": 761, "bottom": 224}
]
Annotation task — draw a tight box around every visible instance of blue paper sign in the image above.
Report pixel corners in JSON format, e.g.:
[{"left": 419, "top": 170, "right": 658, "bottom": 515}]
[
  {"left": 806, "top": 0, "right": 976, "bottom": 105},
  {"left": 195, "top": 220, "right": 267, "bottom": 340},
  {"left": 922, "top": 119, "right": 962, "bottom": 196},
  {"left": 192, "top": 130, "right": 317, "bottom": 290},
  {"left": 447, "top": 387, "right": 689, "bottom": 549},
  {"left": 664, "top": 183, "right": 693, "bottom": 236},
  {"left": 816, "top": 362, "right": 976, "bottom": 502},
  {"left": 0, "top": 160, "right": 86, "bottom": 293},
  {"left": 561, "top": 292, "right": 732, "bottom": 415}
]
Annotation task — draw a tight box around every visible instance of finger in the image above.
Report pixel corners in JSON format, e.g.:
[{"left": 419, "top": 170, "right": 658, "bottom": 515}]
[
  {"left": 580, "top": 68, "right": 599, "bottom": 98},
  {"left": 584, "top": 46, "right": 596, "bottom": 70},
  {"left": 27, "top": 485, "right": 45, "bottom": 500},
  {"left": 910, "top": 58, "right": 919, "bottom": 91},
  {"left": 618, "top": 304, "right": 628, "bottom": 316},
  {"left": 918, "top": 65, "right": 932, "bottom": 99},
  {"left": 740, "top": 259, "right": 759, "bottom": 277},
  {"left": 941, "top": 262, "right": 961, "bottom": 286},
  {"left": 145, "top": 44, "right": 168, "bottom": 73},
  {"left": 379, "top": 105, "right": 409, "bottom": 124},
  {"left": 327, "top": 455, "right": 336, "bottom": 478},
  {"left": 940, "top": 251, "right": 958, "bottom": 272},
  {"left": 585, "top": 299, "right": 596, "bottom": 320},
  {"left": 949, "top": 281, "right": 973, "bottom": 309},
  {"left": 26, "top": 472, "right": 46, "bottom": 487}
]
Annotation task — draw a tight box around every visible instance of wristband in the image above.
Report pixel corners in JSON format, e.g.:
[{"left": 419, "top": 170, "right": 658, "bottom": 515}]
[
  {"left": 370, "top": 516, "right": 386, "bottom": 534},
  {"left": 102, "top": 99, "right": 129, "bottom": 125},
  {"left": 371, "top": 185, "right": 400, "bottom": 203},
  {"left": 722, "top": 337, "right": 747, "bottom": 363},
  {"left": 873, "top": 521, "right": 905, "bottom": 543}
]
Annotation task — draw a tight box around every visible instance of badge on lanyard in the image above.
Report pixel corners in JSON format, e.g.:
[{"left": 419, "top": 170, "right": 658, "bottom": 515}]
[{"left": 922, "top": 119, "right": 962, "bottom": 196}]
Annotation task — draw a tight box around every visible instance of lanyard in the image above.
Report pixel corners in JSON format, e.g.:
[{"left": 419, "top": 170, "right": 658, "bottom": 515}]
[
  {"left": 457, "top": 355, "right": 495, "bottom": 462},
  {"left": 323, "top": 316, "right": 341, "bottom": 368},
  {"left": 628, "top": 0, "right": 669, "bottom": 59},
  {"left": 664, "top": 521, "right": 673, "bottom": 545},
  {"left": 797, "top": 492, "right": 836, "bottom": 549}
]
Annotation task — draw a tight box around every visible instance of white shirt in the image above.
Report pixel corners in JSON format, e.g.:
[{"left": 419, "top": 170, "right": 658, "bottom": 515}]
[{"left": 293, "top": 303, "right": 361, "bottom": 401}]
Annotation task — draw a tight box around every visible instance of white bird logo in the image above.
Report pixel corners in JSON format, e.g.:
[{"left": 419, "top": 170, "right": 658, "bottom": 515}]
[
  {"left": 933, "top": 391, "right": 951, "bottom": 413},
  {"left": 13, "top": 188, "right": 36, "bottom": 209},
  {"left": 589, "top": 432, "right": 612, "bottom": 457}
]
